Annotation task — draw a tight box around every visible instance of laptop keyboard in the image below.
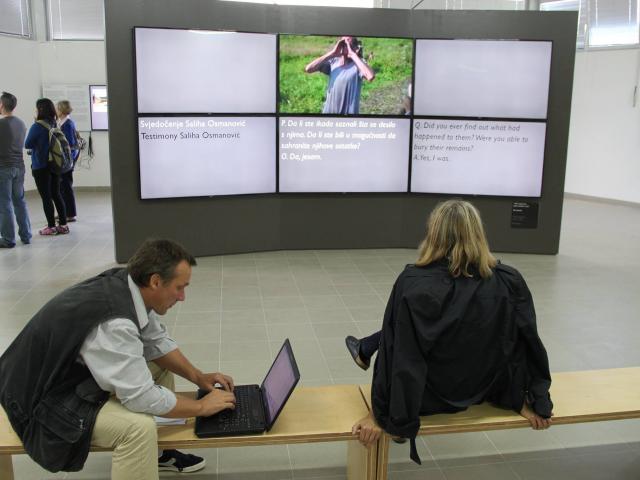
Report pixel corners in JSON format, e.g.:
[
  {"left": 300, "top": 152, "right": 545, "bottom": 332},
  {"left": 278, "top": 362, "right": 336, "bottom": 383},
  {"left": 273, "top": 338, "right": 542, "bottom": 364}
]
[{"left": 215, "top": 385, "right": 262, "bottom": 432}]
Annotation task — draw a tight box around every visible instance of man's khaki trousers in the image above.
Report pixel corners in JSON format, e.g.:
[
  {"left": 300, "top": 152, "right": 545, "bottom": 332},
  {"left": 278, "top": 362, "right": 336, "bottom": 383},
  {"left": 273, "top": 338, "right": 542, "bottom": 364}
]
[{"left": 90, "top": 364, "right": 175, "bottom": 480}]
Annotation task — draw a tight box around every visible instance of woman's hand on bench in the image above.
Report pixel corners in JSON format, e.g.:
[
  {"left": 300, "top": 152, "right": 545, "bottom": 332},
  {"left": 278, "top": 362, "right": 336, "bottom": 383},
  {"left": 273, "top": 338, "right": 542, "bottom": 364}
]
[
  {"left": 520, "top": 402, "right": 553, "bottom": 430},
  {"left": 352, "top": 413, "right": 382, "bottom": 446}
]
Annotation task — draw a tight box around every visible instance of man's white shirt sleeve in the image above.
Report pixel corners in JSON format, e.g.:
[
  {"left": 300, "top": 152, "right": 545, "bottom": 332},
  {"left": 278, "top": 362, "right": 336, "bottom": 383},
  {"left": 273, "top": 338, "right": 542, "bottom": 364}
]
[{"left": 78, "top": 276, "right": 179, "bottom": 416}]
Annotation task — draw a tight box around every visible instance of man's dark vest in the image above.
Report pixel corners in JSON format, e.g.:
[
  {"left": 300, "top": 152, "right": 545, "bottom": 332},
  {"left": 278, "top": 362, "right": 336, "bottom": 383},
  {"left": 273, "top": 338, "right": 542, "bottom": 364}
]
[{"left": 0, "top": 268, "right": 139, "bottom": 472}]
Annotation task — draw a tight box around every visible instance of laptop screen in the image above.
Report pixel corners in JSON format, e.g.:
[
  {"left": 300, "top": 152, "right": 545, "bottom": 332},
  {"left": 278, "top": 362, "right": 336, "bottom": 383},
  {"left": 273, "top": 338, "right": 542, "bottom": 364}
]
[{"left": 260, "top": 339, "right": 300, "bottom": 430}]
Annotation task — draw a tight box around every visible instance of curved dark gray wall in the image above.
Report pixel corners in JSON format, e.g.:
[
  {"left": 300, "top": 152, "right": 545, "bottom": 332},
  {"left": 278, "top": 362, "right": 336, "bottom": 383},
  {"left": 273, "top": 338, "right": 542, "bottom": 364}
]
[{"left": 104, "top": 0, "right": 576, "bottom": 262}]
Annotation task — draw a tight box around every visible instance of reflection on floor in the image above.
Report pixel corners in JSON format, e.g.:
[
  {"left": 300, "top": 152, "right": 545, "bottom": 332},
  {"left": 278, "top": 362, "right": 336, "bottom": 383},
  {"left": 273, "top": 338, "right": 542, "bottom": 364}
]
[{"left": 1, "top": 192, "right": 639, "bottom": 479}]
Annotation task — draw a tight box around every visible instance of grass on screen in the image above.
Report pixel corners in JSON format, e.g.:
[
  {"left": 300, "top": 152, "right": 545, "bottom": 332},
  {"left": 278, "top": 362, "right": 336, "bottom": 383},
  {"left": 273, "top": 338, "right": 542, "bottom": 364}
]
[{"left": 279, "top": 35, "right": 413, "bottom": 115}]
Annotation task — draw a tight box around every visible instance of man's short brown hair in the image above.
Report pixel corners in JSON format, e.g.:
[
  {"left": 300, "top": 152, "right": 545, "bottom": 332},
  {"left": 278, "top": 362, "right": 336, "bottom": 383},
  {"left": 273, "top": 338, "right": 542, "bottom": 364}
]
[
  {"left": 0, "top": 92, "right": 17, "bottom": 113},
  {"left": 127, "top": 239, "right": 196, "bottom": 287}
]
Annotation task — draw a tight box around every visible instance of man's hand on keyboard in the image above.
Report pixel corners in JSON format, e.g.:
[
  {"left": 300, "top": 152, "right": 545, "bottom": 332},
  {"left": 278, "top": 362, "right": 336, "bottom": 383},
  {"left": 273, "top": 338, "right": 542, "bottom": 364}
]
[
  {"left": 199, "top": 388, "right": 237, "bottom": 417},
  {"left": 197, "top": 371, "right": 235, "bottom": 392}
]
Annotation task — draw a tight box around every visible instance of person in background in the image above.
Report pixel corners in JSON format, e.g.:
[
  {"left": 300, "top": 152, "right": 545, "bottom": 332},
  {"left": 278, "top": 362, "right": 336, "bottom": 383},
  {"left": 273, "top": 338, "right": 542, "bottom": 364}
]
[
  {"left": 57, "top": 100, "right": 78, "bottom": 222},
  {"left": 350, "top": 200, "right": 553, "bottom": 463},
  {"left": 24, "top": 98, "right": 68, "bottom": 235},
  {"left": 305, "top": 36, "right": 375, "bottom": 115},
  {"left": 0, "top": 91, "right": 31, "bottom": 248}
]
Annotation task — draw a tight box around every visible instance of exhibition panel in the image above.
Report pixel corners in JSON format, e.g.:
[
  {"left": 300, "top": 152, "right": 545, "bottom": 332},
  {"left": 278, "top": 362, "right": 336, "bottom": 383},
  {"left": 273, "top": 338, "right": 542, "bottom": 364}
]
[{"left": 104, "top": 2, "right": 577, "bottom": 259}]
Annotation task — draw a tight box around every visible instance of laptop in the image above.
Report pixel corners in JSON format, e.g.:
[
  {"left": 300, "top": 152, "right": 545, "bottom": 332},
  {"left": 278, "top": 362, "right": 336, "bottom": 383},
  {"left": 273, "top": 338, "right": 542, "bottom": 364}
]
[{"left": 194, "top": 338, "right": 300, "bottom": 437}]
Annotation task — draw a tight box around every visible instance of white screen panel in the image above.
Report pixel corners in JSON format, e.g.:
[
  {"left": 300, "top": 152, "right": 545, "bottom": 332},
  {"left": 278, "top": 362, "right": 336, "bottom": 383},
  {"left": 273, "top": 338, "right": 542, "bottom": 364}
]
[
  {"left": 135, "top": 28, "right": 276, "bottom": 114},
  {"left": 279, "top": 117, "right": 409, "bottom": 193},
  {"left": 414, "top": 39, "right": 552, "bottom": 119},
  {"left": 411, "top": 119, "right": 546, "bottom": 197},
  {"left": 90, "top": 85, "right": 108, "bottom": 130},
  {"left": 139, "top": 116, "right": 276, "bottom": 199}
]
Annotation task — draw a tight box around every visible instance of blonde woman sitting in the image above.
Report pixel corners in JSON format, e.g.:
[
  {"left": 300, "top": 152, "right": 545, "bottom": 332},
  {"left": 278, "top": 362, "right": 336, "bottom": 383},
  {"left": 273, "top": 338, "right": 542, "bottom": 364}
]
[{"left": 348, "top": 200, "right": 553, "bottom": 463}]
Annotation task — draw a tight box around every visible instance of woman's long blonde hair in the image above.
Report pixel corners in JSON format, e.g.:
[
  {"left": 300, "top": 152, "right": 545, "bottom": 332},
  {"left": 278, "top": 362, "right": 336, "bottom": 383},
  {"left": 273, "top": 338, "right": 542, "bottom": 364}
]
[{"left": 416, "top": 200, "right": 497, "bottom": 278}]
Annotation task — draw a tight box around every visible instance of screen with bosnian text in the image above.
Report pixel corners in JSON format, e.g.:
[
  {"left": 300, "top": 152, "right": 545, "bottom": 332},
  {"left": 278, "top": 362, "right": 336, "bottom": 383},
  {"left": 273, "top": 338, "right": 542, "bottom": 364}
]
[{"left": 134, "top": 28, "right": 551, "bottom": 199}]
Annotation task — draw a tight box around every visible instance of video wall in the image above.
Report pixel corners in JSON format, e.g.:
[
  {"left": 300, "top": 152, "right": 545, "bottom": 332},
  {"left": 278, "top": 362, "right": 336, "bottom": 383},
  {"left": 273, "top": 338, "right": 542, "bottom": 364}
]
[{"left": 134, "top": 28, "right": 551, "bottom": 200}]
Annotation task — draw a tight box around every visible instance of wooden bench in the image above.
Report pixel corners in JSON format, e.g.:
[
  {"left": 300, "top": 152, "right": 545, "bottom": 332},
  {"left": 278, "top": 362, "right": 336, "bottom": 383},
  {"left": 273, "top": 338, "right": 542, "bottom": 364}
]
[
  {"left": 0, "top": 385, "right": 377, "bottom": 480},
  {"left": 360, "top": 367, "right": 640, "bottom": 480}
]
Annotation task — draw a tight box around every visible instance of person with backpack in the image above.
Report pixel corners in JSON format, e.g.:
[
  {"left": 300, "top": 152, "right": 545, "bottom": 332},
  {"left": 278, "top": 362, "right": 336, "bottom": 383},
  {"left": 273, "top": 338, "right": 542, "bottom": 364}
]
[
  {"left": 25, "top": 98, "right": 69, "bottom": 235},
  {"left": 56, "top": 100, "right": 79, "bottom": 223}
]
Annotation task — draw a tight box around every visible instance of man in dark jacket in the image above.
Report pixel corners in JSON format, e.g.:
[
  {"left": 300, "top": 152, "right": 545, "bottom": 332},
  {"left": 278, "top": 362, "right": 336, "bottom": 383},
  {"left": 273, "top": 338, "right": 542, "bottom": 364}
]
[
  {"left": 0, "top": 239, "right": 236, "bottom": 479},
  {"left": 350, "top": 200, "right": 553, "bottom": 462}
]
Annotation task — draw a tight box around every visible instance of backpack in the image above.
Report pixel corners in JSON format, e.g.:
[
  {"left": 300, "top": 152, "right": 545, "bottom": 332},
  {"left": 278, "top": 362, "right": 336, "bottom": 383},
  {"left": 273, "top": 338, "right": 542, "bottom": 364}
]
[
  {"left": 75, "top": 130, "right": 87, "bottom": 153},
  {"left": 36, "top": 120, "right": 73, "bottom": 174}
]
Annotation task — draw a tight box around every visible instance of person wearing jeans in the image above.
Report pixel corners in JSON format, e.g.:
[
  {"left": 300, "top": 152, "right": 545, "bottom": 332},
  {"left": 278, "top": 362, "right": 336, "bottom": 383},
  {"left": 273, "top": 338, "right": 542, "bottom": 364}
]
[
  {"left": 0, "top": 92, "right": 31, "bottom": 247},
  {"left": 24, "top": 98, "right": 68, "bottom": 235},
  {"left": 0, "top": 167, "right": 31, "bottom": 247}
]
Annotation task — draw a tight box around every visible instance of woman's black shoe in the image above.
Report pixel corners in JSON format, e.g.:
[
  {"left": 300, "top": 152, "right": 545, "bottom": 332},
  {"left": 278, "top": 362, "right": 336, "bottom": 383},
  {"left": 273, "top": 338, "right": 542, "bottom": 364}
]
[{"left": 345, "top": 335, "right": 370, "bottom": 371}]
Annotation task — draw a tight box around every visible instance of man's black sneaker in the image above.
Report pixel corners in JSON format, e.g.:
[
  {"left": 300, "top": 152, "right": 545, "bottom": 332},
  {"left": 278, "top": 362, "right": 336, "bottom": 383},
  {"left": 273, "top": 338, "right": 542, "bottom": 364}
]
[{"left": 158, "top": 449, "right": 206, "bottom": 473}]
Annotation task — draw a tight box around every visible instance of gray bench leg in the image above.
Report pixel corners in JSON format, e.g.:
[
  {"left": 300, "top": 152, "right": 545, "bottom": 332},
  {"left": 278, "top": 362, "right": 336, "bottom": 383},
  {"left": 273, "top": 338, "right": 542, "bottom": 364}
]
[
  {"left": 346, "top": 440, "right": 377, "bottom": 480},
  {"left": 0, "top": 454, "right": 14, "bottom": 480}
]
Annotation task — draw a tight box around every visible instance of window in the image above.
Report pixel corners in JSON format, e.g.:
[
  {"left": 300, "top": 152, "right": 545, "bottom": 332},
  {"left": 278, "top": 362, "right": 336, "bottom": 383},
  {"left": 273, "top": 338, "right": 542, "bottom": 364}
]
[
  {"left": 0, "top": 0, "right": 31, "bottom": 38},
  {"left": 540, "top": 0, "right": 639, "bottom": 47},
  {"left": 410, "top": 0, "right": 526, "bottom": 9},
  {"left": 589, "top": 0, "right": 639, "bottom": 46},
  {"left": 47, "top": 0, "right": 105, "bottom": 40}
]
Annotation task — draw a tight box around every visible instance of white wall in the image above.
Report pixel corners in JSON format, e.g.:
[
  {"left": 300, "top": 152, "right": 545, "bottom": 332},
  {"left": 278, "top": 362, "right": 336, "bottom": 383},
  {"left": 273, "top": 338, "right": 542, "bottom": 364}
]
[
  {"left": 38, "top": 41, "right": 111, "bottom": 187},
  {"left": 0, "top": 35, "right": 43, "bottom": 191},
  {"left": 0, "top": 35, "right": 110, "bottom": 190},
  {"left": 565, "top": 48, "right": 640, "bottom": 203}
]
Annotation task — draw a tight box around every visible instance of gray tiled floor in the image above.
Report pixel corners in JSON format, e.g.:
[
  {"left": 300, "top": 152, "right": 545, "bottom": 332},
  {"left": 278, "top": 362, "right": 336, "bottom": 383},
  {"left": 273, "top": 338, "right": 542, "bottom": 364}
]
[{"left": 2, "top": 191, "right": 640, "bottom": 479}]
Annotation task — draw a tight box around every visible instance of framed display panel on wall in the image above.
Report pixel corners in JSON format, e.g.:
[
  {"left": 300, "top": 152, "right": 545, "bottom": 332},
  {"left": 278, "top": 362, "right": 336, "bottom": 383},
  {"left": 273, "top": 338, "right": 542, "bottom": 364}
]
[
  {"left": 90, "top": 85, "right": 109, "bottom": 131},
  {"left": 134, "top": 27, "right": 277, "bottom": 199},
  {"left": 410, "top": 39, "right": 552, "bottom": 198},
  {"left": 278, "top": 33, "right": 413, "bottom": 193}
]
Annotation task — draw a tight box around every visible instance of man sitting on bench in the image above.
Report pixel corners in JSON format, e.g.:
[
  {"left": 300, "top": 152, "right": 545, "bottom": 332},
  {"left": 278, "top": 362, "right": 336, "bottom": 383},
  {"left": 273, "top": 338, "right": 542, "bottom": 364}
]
[
  {"left": 350, "top": 200, "right": 553, "bottom": 463},
  {"left": 0, "top": 239, "right": 236, "bottom": 479}
]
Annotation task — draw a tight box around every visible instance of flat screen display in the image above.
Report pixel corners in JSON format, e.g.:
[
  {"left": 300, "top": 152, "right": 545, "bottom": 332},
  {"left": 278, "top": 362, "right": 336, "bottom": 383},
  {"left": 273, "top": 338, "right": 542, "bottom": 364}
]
[
  {"left": 260, "top": 340, "right": 299, "bottom": 429},
  {"left": 90, "top": 85, "right": 109, "bottom": 131},
  {"left": 413, "top": 39, "right": 552, "bottom": 119},
  {"left": 279, "top": 34, "right": 413, "bottom": 116},
  {"left": 279, "top": 116, "right": 410, "bottom": 192},
  {"left": 135, "top": 28, "right": 277, "bottom": 113},
  {"left": 410, "top": 119, "right": 546, "bottom": 197},
  {"left": 138, "top": 116, "right": 276, "bottom": 199},
  {"left": 278, "top": 34, "right": 412, "bottom": 192}
]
